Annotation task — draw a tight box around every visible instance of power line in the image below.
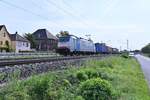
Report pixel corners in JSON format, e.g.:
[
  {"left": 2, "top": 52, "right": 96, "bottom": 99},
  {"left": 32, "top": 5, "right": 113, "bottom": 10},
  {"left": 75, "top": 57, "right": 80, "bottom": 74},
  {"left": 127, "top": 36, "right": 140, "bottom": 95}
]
[
  {"left": 0, "top": 0, "right": 62, "bottom": 28},
  {"left": 62, "top": 0, "right": 79, "bottom": 14},
  {"left": 29, "top": 0, "right": 69, "bottom": 29},
  {"left": 0, "top": 0, "right": 48, "bottom": 20},
  {"left": 62, "top": 0, "right": 88, "bottom": 19},
  {"left": 30, "top": 0, "right": 44, "bottom": 10},
  {"left": 45, "top": 0, "right": 89, "bottom": 26}
]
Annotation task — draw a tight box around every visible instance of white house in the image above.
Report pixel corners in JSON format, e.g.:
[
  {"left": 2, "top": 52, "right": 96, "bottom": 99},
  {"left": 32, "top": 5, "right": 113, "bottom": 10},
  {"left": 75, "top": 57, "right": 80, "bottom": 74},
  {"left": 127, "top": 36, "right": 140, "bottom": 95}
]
[{"left": 10, "top": 33, "right": 31, "bottom": 53}]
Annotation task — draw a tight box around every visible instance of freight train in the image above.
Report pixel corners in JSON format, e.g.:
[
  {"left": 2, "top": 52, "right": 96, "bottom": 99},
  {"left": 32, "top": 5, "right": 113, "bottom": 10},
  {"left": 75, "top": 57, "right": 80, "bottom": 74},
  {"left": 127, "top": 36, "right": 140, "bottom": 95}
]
[{"left": 56, "top": 35, "right": 119, "bottom": 55}]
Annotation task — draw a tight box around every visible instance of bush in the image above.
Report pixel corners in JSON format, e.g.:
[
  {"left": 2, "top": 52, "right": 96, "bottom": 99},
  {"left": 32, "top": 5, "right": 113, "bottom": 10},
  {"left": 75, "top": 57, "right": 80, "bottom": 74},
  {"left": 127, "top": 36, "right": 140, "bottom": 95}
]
[
  {"left": 75, "top": 96, "right": 85, "bottom": 100},
  {"left": 62, "top": 79, "right": 71, "bottom": 87},
  {"left": 67, "top": 74, "right": 79, "bottom": 84},
  {"left": 76, "top": 71, "right": 88, "bottom": 81},
  {"left": 4, "top": 91, "right": 30, "bottom": 100},
  {"left": 78, "top": 78, "right": 114, "bottom": 100},
  {"left": 141, "top": 43, "right": 150, "bottom": 53},
  {"left": 26, "top": 76, "right": 50, "bottom": 100},
  {"left": 76, "top": 69, "right": 112, "bottom": 81},
  {"left": 84, "top": 69, "right": 99, "bottom": 78},
  {"left": 121, "top": 54, "right": 129, "bottom": 59},
  {"left": 45, "top": 89, "right": 63, "bottom": 100}
]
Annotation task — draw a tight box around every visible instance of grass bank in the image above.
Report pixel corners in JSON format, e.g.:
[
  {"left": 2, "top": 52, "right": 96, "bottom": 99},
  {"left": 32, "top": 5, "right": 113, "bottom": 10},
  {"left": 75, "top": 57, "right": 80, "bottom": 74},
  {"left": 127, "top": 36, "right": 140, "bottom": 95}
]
[{"left": 0, "top": 56, "right": 149, "bottom": 100}]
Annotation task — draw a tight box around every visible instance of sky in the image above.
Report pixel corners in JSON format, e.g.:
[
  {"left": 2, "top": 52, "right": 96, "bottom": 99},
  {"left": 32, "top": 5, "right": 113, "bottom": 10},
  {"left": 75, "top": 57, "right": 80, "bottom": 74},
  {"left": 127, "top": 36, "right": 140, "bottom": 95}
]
[{"left": 0, "top": 0, "right": 150, "bottom": 50}]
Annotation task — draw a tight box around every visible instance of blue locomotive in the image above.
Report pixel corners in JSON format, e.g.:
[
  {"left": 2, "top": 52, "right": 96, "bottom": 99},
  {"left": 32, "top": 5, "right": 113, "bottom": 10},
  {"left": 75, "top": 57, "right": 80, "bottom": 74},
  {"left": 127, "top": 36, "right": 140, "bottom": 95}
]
[
  {"left": 57, "top": 35, "right": 96, "bottom": 55},
  {"left": 95, "top": 43, "right": 109, "bottom": 54}
]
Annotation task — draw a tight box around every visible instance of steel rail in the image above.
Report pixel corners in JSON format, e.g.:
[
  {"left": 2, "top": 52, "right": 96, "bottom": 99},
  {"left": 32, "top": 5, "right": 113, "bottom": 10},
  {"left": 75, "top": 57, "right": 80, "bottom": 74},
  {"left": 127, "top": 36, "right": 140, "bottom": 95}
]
[{"left": 0, "top": 55, "right": 99, "bottom": 67}]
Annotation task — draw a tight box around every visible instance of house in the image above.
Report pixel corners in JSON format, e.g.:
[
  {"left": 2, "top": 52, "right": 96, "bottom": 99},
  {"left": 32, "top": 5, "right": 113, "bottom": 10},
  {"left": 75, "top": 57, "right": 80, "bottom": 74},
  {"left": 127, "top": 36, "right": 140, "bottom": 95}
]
[
  {"left": 32, "top": 29, "right": 58, "bottom": 51},
  {"left": 0, "top": 25, "right": 12, "bottom": 52},
  {"left": 10, "top": 32, "right": 31, "bottom": 53}
]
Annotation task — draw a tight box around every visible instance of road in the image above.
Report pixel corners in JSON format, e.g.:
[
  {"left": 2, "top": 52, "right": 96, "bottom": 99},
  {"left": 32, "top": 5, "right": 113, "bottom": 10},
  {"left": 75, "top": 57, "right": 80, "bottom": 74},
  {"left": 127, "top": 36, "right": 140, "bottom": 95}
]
[{"left": 135, "top": 54, "right": 150, "bottom": 87}]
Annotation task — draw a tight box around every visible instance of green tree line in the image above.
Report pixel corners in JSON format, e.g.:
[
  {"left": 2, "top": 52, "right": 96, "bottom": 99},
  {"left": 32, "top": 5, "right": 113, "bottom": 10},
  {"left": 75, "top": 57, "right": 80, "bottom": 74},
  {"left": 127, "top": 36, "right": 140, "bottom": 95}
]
[{"left": 141, "top": 43, "right": 150, "bottom": 53}]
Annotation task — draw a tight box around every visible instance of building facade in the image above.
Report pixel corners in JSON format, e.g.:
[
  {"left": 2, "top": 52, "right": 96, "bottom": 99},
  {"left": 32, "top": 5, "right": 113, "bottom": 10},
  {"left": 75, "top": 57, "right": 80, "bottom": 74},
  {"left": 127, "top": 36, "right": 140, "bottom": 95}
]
[
  {"left": 32, "top": 29, "right": 58, "bottom": 51},
  {"left": 0, "top": 25, "right": 12, "bottom": 52},
  {"left": 10, "top": 33, "right": 31, "bottom": 53}
]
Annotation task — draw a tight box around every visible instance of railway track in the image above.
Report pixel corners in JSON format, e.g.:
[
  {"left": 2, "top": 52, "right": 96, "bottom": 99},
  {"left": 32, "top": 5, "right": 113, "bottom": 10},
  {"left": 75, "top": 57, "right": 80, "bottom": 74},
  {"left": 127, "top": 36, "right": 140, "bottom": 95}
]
[
  {"left": 0, "top": 54, "right": 111, "bottom": 85},
  {"left": 0, "top": 55, "right": 103, "bottom": 67}
]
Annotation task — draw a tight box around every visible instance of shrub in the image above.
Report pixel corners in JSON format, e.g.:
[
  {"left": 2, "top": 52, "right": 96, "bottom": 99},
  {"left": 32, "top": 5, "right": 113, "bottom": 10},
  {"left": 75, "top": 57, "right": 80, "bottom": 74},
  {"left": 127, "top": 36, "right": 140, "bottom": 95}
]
[
  {"left": 121, "top": 54, "right": 129, "bottom": 59},
  {"left": 26, "top": 76, "right": 50, "bottom": 100},
  {"left": 67, "top": 74, "right": 79, "bottom": 84},
  {"left": 76, "top": 69, "right": 112, "bottom": 81},
  {"left": 45, "top": 89, "right": 62, "bottom": 100},
  {"left": 74, "top": 96, "right": 85, "bottom": 100},
  {"left": 4, "top": 91, "right": 30, "bottom": 100},
  {"left": 62, "top": 79, "right": 71, "bottom": 87},
  {"left": 76, "top": 71, "right": 88, "bottom": 81},
  {"left": 78, "top": 78, "right": 114, "bottom": 100},
  {"left": 84, "top": 69, "right": 99, "bottom": 78},
  {"left": 141, "top": 43, "right": 150, "bottom": 53}
]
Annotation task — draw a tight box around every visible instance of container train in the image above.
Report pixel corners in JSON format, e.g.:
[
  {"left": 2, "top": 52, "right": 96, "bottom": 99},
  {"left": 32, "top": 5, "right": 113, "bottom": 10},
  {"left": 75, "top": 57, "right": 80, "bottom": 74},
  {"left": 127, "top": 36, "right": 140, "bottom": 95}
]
[{"left": 56, "top": 35, "right": 119, "bottom": 55}]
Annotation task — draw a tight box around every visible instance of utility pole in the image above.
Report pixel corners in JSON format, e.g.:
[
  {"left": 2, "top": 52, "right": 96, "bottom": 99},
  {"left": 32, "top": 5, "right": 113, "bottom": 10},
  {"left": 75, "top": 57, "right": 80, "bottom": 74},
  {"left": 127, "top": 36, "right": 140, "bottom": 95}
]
[
  {"left": 120, "top": 46, "right": 122, "bottom": 52},
  {"left": 127, "top": 39, "right": 129, "bottom": 51}
]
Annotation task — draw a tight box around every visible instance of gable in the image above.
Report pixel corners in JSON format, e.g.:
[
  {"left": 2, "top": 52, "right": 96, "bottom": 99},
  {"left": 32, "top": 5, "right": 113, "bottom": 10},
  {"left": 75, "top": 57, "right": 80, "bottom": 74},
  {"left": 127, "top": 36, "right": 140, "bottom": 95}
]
[
  {"left": 0, "top": 25, "right": 4, "bottom": 30},
  {"left": 32, "top": 29, "right": 47, "bottom": 39},
  {"left": 33, "top": 29, "right": 57, "bottom": 40},
  {"left": 10, "top": 33, "right": 29, "bottom": 42},
  {"left": 0, "top": 26, "right": 11, "bottom": 40}
]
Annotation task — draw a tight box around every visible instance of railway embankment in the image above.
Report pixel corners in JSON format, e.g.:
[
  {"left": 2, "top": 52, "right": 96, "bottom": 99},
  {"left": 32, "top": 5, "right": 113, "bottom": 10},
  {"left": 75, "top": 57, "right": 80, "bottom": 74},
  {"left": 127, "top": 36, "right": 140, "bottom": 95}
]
[
  {"left": 0, "top": 56, "right": 149, "bottom": 100},
  {"left": 0, "top": 56, "right": 104, "bottom": 84}
]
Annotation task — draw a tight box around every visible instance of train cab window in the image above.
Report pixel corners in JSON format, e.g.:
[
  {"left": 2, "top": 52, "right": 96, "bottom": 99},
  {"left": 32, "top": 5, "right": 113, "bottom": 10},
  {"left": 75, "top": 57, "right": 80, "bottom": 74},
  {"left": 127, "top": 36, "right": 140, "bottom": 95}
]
[{"left": 59, "top": 36, "right": 70, "bottom": 42}]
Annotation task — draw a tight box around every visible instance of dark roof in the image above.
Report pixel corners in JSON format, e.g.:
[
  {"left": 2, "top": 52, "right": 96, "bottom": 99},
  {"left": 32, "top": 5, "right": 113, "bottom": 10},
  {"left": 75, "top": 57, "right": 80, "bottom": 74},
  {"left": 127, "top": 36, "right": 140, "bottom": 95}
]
[
  {"left": 0, "top": 25, "right": 5, "bottom": 30},
  {"left": 33, "top": 29, "right": 57, "bottom": 40},
  {"left": 10, "top": 33, "right": 29, "bottom": 42}
]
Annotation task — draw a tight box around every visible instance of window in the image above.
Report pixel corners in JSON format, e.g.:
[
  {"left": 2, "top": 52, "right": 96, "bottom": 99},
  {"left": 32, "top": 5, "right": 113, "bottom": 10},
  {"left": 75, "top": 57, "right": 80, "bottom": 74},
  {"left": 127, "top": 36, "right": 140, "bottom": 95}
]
[
  {"left": 59, "top": 36, "right": 70, "bottom": 42},
  {"left": 23, "top": 42, "right": 24, "bottom": 46},
  {"left": 0, "top": 41, "right": 3, "bottom": 45},
  {"left": 26, "top": 42, "right": 28, "bottom": 47},
  {"left": 3, "top": 33, "right": 6, "bottom": 37},
  {"left": 18, "top": 42, "right": 22, "bottom": 46},
  {"left": 5, "top": 41, "right": 9, "bottom": 46},
  {"left": 38, "top": 34, "right": 41, "bottom": 38}
]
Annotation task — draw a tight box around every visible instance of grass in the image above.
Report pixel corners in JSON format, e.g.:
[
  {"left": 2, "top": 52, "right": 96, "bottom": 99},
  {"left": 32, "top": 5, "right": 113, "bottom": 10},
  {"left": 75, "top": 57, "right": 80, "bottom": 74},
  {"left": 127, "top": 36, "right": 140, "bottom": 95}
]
[{"left": 0, "top": 56, "right": 149, "bottom": 100}]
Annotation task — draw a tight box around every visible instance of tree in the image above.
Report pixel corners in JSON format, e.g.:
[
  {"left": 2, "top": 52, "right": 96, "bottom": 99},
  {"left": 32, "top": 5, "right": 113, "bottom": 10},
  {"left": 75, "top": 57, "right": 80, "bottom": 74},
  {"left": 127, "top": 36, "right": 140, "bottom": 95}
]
[
  {"left": 57, "top": 31, "right": 69, "bottom": 37},
  {"left": 141, "top": 43, "right": 150, "bottom": 53},
  {"left": 5, "top": 40, "right": 11, "bottom": 52},
  {"left": 24, "top": 33, "right": 36, "bottom": 49}
]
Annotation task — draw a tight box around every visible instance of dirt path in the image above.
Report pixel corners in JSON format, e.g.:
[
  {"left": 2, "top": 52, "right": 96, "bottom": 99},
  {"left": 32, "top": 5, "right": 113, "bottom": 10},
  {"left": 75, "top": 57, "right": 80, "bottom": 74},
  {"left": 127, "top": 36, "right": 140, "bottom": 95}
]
[{"left": 135, "top": 54, "right": 150, "bottom": 87}]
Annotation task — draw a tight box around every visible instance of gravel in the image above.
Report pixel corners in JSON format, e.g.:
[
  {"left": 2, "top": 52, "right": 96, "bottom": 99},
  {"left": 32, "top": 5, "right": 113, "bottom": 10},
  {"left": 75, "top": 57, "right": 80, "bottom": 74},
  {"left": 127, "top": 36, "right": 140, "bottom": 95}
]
[{"left": 0, "top": 57, "right": 102, "bottom": 84}]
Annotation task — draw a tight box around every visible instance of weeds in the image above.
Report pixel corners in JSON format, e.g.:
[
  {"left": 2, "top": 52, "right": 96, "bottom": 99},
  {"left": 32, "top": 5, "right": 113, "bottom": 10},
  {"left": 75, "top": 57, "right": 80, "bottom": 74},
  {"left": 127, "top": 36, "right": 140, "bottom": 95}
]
[{"left": 0, "top": 56, "right": 149, "bottom": 100}]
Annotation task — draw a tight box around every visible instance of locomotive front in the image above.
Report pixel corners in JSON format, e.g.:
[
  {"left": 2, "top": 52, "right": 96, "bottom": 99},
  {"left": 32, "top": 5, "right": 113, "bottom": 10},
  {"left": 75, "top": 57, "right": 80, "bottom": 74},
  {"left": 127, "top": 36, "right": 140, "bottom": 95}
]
[{"left": 57, "top": 36, "right": 71, "bottom": 55}]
